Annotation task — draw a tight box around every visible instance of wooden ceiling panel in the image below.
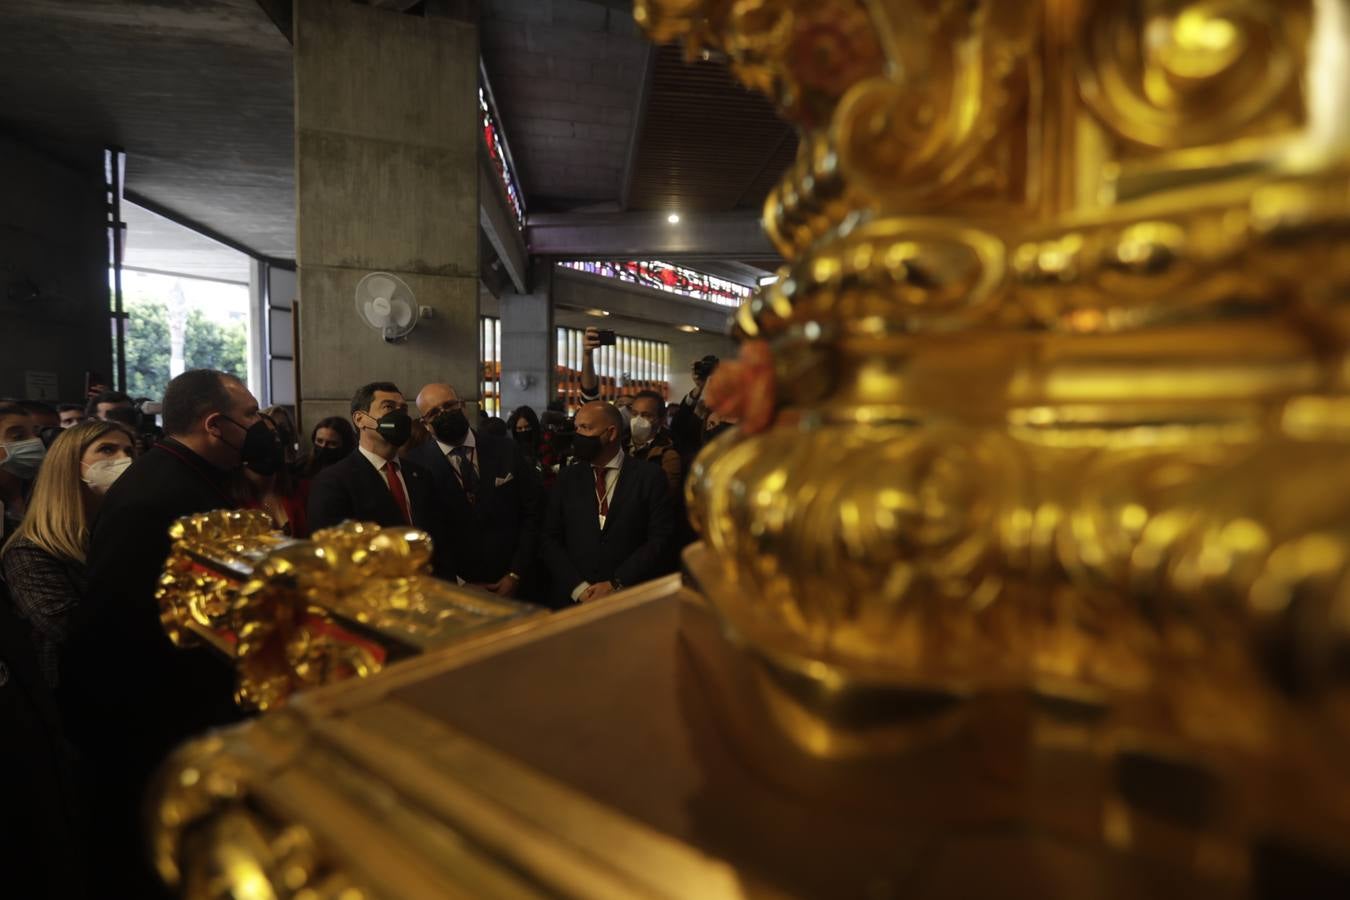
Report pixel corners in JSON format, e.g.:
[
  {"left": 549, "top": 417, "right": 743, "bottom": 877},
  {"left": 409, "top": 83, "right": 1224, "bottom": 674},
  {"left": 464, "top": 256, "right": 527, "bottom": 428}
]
[{"left": 626, "top": 44, "right": 797, "bottom": 213}]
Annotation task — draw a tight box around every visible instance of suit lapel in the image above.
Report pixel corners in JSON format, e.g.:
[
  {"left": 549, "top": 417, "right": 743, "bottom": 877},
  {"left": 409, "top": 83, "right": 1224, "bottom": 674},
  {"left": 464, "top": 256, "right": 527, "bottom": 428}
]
[
  {"left": 475, "top": 435, "right": 502, "bottom": 501},
  {"left": 402, "top": 463, "right": 428, "bottom": 523},
  {"left": 601, "top": 457, "right": 637, "bottom": 533},
  {"left": 417, "top": 440, "right": 466, "bottom": 503},
  {"left": 571, "top": 462, "right": 603, "bottom": 537},
  {"left": 353, "top": 452, "right": 402, "bottom": 523}
]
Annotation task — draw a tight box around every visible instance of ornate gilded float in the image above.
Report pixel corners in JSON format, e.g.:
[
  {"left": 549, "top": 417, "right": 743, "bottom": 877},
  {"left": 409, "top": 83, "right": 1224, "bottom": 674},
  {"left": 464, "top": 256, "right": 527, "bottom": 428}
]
[
  {"left": 155, "top": 510, "right": 538, "bottom": 709},
  {"left": 150, "top": 1, "right": 1350, "bottom": 896}
]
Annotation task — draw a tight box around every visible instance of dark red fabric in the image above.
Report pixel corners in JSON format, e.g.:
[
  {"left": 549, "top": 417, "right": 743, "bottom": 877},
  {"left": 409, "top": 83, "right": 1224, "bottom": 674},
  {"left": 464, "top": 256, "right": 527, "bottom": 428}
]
[
  {"left": 384, "top": 459, "right": 412, "bottom": 525},
  {"left": 593, "top": 465, "right": 609, "bottom": 517}
]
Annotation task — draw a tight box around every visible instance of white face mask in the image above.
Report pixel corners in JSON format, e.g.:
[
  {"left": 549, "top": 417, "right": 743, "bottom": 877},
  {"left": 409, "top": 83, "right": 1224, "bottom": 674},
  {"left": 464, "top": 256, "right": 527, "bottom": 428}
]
[
  {"left": 82, "top": 456, "right": 132, "bottom": 494},
  {"left": 629, "top": 416, "right": 654, "bottom": 446},
  {"left": 1, "top": 437, "right": 46, "bottom": 480}
]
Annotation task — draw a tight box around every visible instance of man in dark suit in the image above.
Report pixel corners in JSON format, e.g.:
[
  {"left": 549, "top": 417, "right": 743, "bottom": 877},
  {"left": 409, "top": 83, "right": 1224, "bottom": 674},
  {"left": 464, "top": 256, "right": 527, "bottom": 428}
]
[
  {"left": 542, "top": 400, "right": 675, "bottom": 608},
  {"left": 411, "top": 382, "right": 543, "bottom": 600},
  {"left": 307, "top": 381, "right": 451, "bottom": 577},
  {"left": 66, "top": 368, "right": 274, "bottom": 894}
]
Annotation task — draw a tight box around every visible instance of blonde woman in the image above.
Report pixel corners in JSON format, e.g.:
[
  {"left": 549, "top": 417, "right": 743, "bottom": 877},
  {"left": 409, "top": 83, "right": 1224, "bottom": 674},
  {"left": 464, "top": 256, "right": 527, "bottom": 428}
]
[{"left": 1, "top": 420, "right": 134, "bottom": 687}]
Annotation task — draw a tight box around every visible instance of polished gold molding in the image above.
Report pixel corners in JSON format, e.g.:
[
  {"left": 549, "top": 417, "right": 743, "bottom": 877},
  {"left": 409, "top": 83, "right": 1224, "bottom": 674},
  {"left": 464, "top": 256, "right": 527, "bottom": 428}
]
[
  {"left": 156, "top": 512, "right": 539, "bottom": 710},
  {"left": 151, "top": 578, "right": 774, "bottom": 899},
  {"left": 639, "top": 0, "right": 1350, "bottom": 882}
]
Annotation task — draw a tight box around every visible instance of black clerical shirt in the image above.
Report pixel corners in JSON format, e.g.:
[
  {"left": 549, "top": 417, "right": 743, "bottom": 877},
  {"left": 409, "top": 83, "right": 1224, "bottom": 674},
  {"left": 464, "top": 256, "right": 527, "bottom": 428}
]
[{"left": 63, "top": 438, "right": 243, "bottom": 787}]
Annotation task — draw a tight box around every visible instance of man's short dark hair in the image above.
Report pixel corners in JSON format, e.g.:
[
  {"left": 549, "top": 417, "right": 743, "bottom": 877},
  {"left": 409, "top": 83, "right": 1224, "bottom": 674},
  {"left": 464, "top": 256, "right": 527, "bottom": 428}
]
[
  {"left": 162, "top": 370, "right": 239, "bottom": 436},
  {"left": 351, "top": 382, "right": 401, "bottom": 416},
  {"left": 58, "top": 403, "right": 84, "bottom": 414},
  {"left": 17, "top": 400, "right": 57, "bottom": 416},
  {"left": 86, "top": 389, "right": 131, "bottom": 418},
  {"left": 0, "top": 403, "right": 29, "bottom": 421},
  {"left": 633, "top": 390, "right": 664, "bottom": 407}
]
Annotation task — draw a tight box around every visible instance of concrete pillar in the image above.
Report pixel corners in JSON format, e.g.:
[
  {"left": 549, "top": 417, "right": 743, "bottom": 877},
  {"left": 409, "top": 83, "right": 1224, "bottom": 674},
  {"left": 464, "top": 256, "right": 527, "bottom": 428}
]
[
  {"left": 294, "top": 0, "right": 480, "bottom": 425},
  {"left": 498, "top": 261, "right": 553, "bottom": 416},
  {"left": 0, "top": 136, "right": 110, "bottom": 403}
]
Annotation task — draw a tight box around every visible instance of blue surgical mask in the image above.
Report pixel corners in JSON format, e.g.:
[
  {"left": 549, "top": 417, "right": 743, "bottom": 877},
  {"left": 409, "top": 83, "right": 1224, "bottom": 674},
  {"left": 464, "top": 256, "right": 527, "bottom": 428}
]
[{"left": 1, "top": 437, "right": 46, "bottom": 480}]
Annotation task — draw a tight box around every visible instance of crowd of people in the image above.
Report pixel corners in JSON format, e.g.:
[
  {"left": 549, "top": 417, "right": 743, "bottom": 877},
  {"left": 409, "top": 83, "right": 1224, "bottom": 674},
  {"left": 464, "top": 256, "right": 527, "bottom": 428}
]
[{"left": 0, "top": 326, "right": 726, "bottom": 896}]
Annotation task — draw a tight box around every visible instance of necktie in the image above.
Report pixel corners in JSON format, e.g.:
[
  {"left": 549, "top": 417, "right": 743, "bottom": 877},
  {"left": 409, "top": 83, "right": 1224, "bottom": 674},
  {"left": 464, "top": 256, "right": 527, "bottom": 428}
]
[
  {"left": 452, "top": 446, "right": 480, "bottom": 495},
  {"left": 384, "top": 459, "right": 412, "bottom": 525},
  {"left": 594, "top": 465, "right": 609, "bottom": 518}
]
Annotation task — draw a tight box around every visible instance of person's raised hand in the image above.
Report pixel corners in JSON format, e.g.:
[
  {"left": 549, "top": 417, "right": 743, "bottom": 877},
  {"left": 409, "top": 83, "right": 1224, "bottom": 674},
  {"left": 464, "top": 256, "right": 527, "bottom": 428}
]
[{"left": 584, "top": 327, "right": 601, "bottom": 354}]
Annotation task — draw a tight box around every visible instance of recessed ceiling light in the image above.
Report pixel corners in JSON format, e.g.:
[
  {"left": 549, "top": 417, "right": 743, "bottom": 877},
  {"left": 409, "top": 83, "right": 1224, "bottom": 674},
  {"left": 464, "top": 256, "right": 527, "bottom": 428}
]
[
  {"left": 585, "top": 308, "right": 611, "bottom": 317},
  {"left": 676, "top": 324, "right": 700, "bottom": 333},
  {"left": 667, "top": 213, "right": 680, "bottom": 224}
]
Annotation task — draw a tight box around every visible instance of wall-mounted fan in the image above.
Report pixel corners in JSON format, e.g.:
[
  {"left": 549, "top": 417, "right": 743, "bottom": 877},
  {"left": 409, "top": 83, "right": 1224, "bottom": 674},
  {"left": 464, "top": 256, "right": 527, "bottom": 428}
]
[{"left": 355, "top": 271, "right": 421, "bottom": 343}]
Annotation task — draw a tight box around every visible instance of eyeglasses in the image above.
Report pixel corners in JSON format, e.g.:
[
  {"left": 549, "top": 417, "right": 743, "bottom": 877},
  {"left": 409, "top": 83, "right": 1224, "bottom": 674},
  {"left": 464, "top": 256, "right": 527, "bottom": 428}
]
[{"left": 427, "top": 401, "right": 463, "bottom": 419}]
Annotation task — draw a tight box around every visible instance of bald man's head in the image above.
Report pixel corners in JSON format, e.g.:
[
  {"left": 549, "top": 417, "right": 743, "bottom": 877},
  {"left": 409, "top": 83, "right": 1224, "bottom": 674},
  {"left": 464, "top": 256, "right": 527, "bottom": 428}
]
[
  {"left": 416, "top": 383, "right": 460, "bottom": 420},
  {"left": 584, "top": 400, "right": 623, "bottom": 433},
  {"left": 574, "top": 401, "right": 623, "bottom": 462}
]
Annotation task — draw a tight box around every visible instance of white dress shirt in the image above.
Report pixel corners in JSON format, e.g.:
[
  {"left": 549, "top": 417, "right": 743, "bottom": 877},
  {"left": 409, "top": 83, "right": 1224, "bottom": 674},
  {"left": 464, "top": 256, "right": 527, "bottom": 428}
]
[
  {"left": 358, "top": 445, "right": 413, "bottom": 516},
  {"left": 571, "top": 450, "right": 624, "bottom": 601}
]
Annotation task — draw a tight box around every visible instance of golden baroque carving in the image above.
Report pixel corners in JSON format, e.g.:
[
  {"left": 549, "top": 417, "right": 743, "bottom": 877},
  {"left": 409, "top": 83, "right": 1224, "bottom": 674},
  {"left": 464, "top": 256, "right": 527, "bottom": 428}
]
[
  {"left": 832, "top": 1, "right": 1036, "bottom": 208},
  {"left": 645, "top": 0, "right": 1350, "bottom": 876},
  {"left": 1075, "top": 0, "right": 1310, "bottom": 151},
  {"left": 157, "top": 513, "right": 536, "bottom": 710},
  {"left": 151, "top": 714, "right": 372, "bottom": 899},
  {"left": 686, "top": 414, "right": 1350, "bottom": 756}
]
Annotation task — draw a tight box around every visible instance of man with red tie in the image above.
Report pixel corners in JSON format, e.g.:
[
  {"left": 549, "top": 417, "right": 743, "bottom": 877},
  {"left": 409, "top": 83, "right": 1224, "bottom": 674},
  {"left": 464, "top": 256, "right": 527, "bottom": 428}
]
[
  {"left": 542, "top": 400, "right": 674, "bottom": 608},
  {"left": 307, "top": 381, "right": 453, "bottom": 578}
]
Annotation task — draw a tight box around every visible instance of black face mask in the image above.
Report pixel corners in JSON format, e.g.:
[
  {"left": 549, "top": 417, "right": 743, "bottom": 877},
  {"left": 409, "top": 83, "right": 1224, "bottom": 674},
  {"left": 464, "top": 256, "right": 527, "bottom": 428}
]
[
  {"left": 366, "top": 409, "right": 412, "bottom": 448},
  {"left": 431, "top": 409, "right": 470, "bottom": 445},
  {"left": 245, "top": 433, "right": 286, "bottom": 477},
  {"left": 571, "top": 431, "right": 604, "bottom": 462},
  {"left": 513, "top": 428, "right": 535, "bottom": 444},
  {"left": 312, "top": 445, "right": 347, "bottom": 469},
  {"left": 222, "top": 417, "right": 282, "bottom": 473}
]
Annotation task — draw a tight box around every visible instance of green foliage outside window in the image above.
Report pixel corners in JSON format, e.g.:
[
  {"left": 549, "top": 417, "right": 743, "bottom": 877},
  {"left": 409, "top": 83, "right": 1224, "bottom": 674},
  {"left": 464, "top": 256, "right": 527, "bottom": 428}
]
[{"left": 122, "top": 291, "right": 247, "bottom": 401}]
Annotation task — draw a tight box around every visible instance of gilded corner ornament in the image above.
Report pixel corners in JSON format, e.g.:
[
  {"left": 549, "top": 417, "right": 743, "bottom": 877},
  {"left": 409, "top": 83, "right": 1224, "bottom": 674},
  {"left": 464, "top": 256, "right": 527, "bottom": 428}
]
[{"left": 156, "top": 512, "right": 538, "bottom": 710}]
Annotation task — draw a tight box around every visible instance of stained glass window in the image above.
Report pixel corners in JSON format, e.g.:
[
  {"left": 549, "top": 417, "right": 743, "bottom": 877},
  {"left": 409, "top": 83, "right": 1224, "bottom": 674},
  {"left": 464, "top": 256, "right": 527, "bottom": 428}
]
[
  {"left": 479, "top": 82, "right": 525, "bottom": 229},
  {"left": 556, "top": 260, "right": 752, "bottom": 308}
]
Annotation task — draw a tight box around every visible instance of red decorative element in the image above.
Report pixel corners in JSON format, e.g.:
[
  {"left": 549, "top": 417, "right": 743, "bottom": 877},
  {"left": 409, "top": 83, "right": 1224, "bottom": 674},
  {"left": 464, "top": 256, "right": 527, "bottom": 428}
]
[
  {"left": 480, "top": 86, "right": 525, "bottom": 228},
  {"left": 558, "top": 260, "right": 752, "bottom": 308},
  {"left": 704, "top": 340, "right": 776, "bottom": 435},
  {"left": 787, "top": 10, "right": 885, "bottom": 125}
]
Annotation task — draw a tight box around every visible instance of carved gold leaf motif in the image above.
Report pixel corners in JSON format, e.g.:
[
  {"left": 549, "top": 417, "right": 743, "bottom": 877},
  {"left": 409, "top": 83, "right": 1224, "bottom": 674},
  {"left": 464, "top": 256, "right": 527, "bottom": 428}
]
[{"left": 642, "top": 0, "right": 1350, "bottom": 878}]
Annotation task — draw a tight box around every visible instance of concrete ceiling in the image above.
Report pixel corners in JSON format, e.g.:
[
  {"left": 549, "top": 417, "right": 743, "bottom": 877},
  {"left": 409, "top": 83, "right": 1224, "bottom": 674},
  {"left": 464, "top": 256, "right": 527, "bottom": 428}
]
[
  {"left": 480, "top": 0, "right": 649, "bottom": 210},
  {"left": 0, "top": 0, "right": 294, "bottom": 268},
  {"left": 0, "top": 0, "right": 783, "bottom": 283},
  {"left": 123, "top": 201, "right": 252, "bottom": 284},
  {"left": 480, "top": 0, "right": 795, "bottom": 221}
]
